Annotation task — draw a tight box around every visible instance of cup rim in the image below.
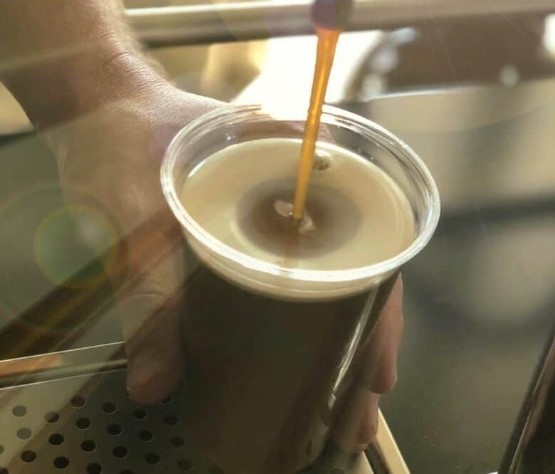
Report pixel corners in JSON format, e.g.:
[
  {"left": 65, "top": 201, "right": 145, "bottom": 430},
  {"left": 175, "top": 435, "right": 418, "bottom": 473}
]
[{"left": 161, "top": 104, "right": 440, "bottom": 285}]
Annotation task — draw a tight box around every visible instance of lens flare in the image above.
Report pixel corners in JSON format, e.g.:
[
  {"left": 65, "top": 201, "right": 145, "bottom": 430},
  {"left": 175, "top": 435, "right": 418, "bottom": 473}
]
[{"left": 33, "top": 204, "right": 120, "bottom": 289}]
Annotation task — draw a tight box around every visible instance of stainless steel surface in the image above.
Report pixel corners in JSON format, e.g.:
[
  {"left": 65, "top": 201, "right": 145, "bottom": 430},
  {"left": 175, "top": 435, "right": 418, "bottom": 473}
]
[
  {"left": 0, "top": 343, "right": 126, "bottom": 389},
  {"left": 126, "top": 0, "right": 555, "bottom": 47}
]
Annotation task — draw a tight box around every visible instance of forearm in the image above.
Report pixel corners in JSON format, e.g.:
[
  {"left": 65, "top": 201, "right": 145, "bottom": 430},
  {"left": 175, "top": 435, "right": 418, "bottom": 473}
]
[{"left": 0, "top": 0, "right": 162, "bottom": 128}]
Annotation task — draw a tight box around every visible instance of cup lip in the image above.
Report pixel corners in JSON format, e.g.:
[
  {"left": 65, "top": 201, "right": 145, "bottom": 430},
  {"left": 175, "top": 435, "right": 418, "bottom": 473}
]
[{"left": 161, "top": 104, "right": 440, "bottom": 285}]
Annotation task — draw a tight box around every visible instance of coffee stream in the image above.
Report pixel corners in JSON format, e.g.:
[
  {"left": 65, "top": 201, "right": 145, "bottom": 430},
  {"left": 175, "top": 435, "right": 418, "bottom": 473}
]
[{"left": 292, "top": 27, "right": 340, "bottom": 221}]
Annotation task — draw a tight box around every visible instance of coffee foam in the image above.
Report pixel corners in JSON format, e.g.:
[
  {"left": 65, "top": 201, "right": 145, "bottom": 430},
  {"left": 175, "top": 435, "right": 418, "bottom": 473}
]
[{"left": 179, "top": 138, "right": 414, "bottom": 300}]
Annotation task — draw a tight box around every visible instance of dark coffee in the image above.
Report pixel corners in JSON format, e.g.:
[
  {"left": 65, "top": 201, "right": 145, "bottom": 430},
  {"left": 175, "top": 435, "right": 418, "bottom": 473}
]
[{"left": 182, "top": 258, "right": 387, "bottom": 474}]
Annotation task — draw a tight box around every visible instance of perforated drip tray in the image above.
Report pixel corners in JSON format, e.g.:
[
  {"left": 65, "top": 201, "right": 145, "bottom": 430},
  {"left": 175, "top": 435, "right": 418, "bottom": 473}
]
[
  {"left": 0, "top": 368, "right": 207, "bottom": 474},
  {"left": 0, "top": 366, "right": 370, "bottom": 474}
]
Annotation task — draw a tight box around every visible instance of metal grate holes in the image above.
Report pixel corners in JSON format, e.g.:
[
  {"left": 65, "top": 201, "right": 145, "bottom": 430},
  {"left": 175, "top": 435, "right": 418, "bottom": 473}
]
[
  {"left": 49, "top": 434, "right": 64, "bottom": 446},
  {"left": 87, "top": 462, "right": 102, "bottom": 474},
  {"left": 107, "top": 423, "right": 123, "bottom": 436},
  {"left": 17, "top": 428, "right": 32, "bottom": 440},
  {"left": 70, "top": 396, "right": 85, "bottom": 408},
  {"left": 21, "top": 451, "right": 36, "bottom": 463},
  {"left": 76, "top": 417, "right": 91, "bottom": 429},
  {"left": 53, "top": 457, "right": 69, "bottom": 469},
  {"left": 12, "top": 406, "right": 27, "bottom": 417},
  {"left": 81, "top": 440, "right": 96, "bottom": 452},
  {"left": 163, "top": 415, "right": 178, "bottom": 426},
  {"left": 45, "top": 411, "right": 60, "bottom": 423},
  {"left": 112, "top": 446, "right": 128, "bottom": 459}
]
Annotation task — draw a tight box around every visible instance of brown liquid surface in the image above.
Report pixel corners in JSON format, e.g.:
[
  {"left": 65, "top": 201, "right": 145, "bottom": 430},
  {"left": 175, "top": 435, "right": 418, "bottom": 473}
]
[
  {"left": 180, "top": 138, "right": 414, "bottom": 292},
  {"left": 237, "top": 178, "right": 361, "bottom": 262}
]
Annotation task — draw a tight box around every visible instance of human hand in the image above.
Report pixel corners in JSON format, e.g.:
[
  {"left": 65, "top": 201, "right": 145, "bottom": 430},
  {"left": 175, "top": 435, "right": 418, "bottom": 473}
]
[
  {"left": 53, "top": 74, "right": 222, "bottom": 404},
  {"left": 332, "top": 276, "right": 404, "bottom": 452},
  {"left": 54, "top": 70, "right": 403, "bottom": 449},
  {"left": 0, "top": 0, "right": 403, "bottom": 460}
]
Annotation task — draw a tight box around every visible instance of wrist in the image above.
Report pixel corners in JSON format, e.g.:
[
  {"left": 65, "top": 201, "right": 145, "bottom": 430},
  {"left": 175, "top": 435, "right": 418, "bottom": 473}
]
[{"left": 5, "top": 41, "right": 165, "bottom": 129}]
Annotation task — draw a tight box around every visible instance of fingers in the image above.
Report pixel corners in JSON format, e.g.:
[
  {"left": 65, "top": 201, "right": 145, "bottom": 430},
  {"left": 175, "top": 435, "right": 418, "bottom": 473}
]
[
  {"left": 51, "top": 91, "right": 225, "bottom": 406},
  {"left": 113, "top": 212, "right": 187, "bottom": 405},
  {"left": 332, "top": 389, "right": 380, "bottom": 453},
  {"left": 331, "top": 276, "right": 404, "bottom": 452},
  {"left": 357, "top": 276, "right": 404, "bottom": 394},
  {"left": 119, "top": 270, "right": 186, "bottom": 406}
]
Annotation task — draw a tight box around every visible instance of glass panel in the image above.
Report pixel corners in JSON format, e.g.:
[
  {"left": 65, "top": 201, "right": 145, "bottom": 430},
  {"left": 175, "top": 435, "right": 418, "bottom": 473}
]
[{"left": 1, "top": 3, "right": 555, "bottom": 473}]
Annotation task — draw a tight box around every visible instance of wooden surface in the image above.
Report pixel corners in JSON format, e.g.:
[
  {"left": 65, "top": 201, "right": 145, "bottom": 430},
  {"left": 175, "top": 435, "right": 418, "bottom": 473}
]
[{"left": 352, "top": 409, "right": 409, "bottom": 474}]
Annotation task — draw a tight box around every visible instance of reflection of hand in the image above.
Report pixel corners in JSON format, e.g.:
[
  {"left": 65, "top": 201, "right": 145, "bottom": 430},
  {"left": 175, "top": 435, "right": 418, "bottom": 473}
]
[
  {"left": 332, "top": 276, "right": 404, "bottom": 452},
  {"left": 55, "top": 75, "right": 221, "bottom": 404}
]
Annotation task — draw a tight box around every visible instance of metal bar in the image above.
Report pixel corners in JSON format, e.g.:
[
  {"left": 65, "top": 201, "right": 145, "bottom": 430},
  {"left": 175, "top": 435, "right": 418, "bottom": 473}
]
[
  {"left": 0, "top": 342, "right": 126, "bottom": 388},
  {"left": 126, "top": 0, "right": 555, "bottom": 48}
]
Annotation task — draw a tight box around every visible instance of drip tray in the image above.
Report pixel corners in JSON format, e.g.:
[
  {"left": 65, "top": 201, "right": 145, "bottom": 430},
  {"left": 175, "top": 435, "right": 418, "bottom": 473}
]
[
  {"left": 0, "top": 369, "right": 209, "bottom": 474},
  {"left": 0, "top": 368, "right": 370, "bottom": 474}
]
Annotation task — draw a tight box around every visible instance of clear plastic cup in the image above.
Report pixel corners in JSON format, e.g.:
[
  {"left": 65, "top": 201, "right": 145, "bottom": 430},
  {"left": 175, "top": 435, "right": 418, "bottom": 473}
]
[{"left": 161, "top": 104, "right": 439, "bottom": 474}]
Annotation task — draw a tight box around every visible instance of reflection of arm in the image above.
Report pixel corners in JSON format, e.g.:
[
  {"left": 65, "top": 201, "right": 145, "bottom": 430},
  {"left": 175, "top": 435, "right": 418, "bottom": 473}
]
[{"left": 0, "top": 0, "right": 161, "bottom": 129}]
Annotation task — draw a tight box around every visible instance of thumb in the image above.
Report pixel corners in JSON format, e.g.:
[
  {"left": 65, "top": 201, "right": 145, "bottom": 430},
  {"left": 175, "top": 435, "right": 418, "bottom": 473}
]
[
  {"left": 119, "top": 273, "right": 186, "bottom": 406},
  {"left": 111, "top": 212, "right": 187, "bottom": 405}
]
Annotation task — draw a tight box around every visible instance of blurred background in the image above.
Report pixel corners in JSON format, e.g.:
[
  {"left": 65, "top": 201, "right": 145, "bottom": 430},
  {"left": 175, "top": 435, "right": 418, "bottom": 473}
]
[{"left": 2, "top": 1, "right": 555, "bottom": 473}]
